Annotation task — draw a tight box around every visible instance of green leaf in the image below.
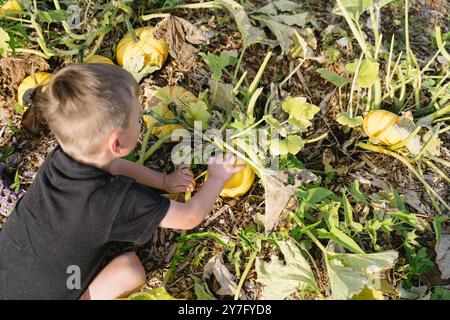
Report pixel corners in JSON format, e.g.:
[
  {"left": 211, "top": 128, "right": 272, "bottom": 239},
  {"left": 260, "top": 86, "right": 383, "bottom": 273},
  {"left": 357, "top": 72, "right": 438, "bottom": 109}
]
[
  {"left": 348, "top": 180, "right": 368, "bottom": 204},
  {"left": 329, "top": 227, "right": 365, "bottom": 254},
  {"left": 256, "top": 239, "right": 317, "bottom": 299},
  {"left": 191, "top": 276, "right": 217, "bottom": 300},
  {"left": 325, "top": 256, "right": 366, "bottom": 300},
  {"left": 326, "top": 250, "right": 398, "bottom": 300},
  {"left": 297, "top": 187, "right": 335, "bottom": 207},
  {"left": 278, "top": 153, "right": 305, "bottom": 170},
  {"left": 320, "top": 201, "right": 341, "bottom": 230},
  {"left": 433, "top": 215, "right": 448, "bottom": 248},
  {"left": 342, "top": 193, "right": 363, "bottom": 232},
  {"left": 391, "top": 186, "right": 407, "bottom": 212},
  {"left": 128, "top": 287, "right": 180, "bottom": 300},
  {"left": 336, "top": 112, "right": 363, "bottom": 128},
  {"left": 282, "top": 96, "right": 320, "bottom": 129},
  {"left": 317, "top": 68, "right": 351, "bottom": 87},
  {"left": 388, "top": 211, "right": 418, "bottom": 228},
  {"left": 37, "top": 10, "right": 69, "bottom": 23},
  {"left": 345, "top": 59, "right": 379, "bottom": 88},
  {"left": 270, "top": 135, "right": 304, "bottom": 156},
  {"left": 184, "top": 100, "right": 210, "bottom": 129},
  {"left": 0, "top": 28, "right": 10, "bottom": 58},
  {"left": 199, "top": 51, "right": 237, "bottom": 80}
]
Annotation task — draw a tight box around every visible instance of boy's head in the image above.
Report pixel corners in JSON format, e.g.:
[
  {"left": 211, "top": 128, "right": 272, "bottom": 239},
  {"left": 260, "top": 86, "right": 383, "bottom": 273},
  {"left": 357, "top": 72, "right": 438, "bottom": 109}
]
[{"left": 34, "top": 63, "right": 141, "bottom": 162}]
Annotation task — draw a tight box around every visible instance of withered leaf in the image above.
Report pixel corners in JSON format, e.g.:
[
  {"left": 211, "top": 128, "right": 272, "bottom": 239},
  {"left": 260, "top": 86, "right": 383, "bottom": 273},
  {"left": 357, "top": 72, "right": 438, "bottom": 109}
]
[{"left": 153, "top": 15, "right": 209, "bottom": 72}]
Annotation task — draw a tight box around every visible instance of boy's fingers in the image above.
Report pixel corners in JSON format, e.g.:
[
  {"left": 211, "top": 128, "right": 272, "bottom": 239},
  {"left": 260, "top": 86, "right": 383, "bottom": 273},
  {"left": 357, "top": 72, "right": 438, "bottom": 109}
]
[
  {"left": 232, "top": 164, "right": 246, "bottom": 173},
  {"left": 224, "top": 153, "right": 236, "bottom": 164},
  {"left": 178, "top": 164, "right": 189, "bottom": 170},
  {"left": 181, "top": 168, "right": 194, "bottom": 177}
]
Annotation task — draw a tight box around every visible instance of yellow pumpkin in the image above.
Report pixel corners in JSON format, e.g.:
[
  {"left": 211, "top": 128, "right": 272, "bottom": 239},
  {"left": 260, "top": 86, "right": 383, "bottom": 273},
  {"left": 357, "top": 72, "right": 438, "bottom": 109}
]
[
  {"left": 84, "top": 55, "right": 114, "bottom": 64},
  {"left": 144, "top": 86, "right": 197, "bottom": 139},
  {"left": 363, "top": 110, "right": 403, "bottom": 145},
  {"left": 0, "top": 0, "right": 21, "bottom": 15},
  {"left": 205, "top": 163, "right": 256, "bottom": 198},
  {"left": 116, "top": 26, "right": 169, "bottom": 70},
  {"left": 17, "top": 72, "right": 52, "bottom": 106}
]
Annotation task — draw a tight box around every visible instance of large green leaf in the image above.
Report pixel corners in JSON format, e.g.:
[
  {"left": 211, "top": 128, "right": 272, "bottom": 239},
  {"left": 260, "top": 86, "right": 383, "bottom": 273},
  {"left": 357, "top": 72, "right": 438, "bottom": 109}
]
[
  {"left": 256, "top": 240, "right": 317, "bottom": 299},
  {"left": 326, "top": 250, "right": 398, "bottom": 299}
]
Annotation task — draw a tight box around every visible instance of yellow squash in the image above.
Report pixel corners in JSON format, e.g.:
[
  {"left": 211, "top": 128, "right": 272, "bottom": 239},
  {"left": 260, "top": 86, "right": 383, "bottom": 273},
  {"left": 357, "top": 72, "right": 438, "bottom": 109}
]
[
  {"left": 0, "top": 0, "right": 21, "bottom": 15},
  {"left": 363, "top": 110, "right": 403, "bottom": 145},
  {"left": 144, "top": 86, "right": 197, "bottom": 139},
  {"left": 205, "top": 163, "right": 256, "bottom": 198},
  {"left": 17, "top": 72, "right": 52, "bottom": 106},
  {"left": 116, "top": 26, "right": 169, "bottom": 70},
  {"left": 84, "top": 55, "right": 114, "bottom": 64}
]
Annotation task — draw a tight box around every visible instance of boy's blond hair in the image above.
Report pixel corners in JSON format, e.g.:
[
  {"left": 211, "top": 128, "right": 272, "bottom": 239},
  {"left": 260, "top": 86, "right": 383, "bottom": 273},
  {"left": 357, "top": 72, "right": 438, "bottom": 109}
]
[{"left": 34, "top": 63, "right": 139, "bottom": 158}]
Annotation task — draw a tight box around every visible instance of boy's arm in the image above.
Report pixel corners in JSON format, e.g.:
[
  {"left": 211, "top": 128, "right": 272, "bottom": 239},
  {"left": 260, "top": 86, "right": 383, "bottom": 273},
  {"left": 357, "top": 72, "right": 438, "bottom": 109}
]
[
  {"left": 109, "top": 158, "right": 194, "bottom": 193},
  {"left": 109, "top": 158, "right": 167, "bottom": 190},
  {"left": 160, "top": 176, "right": 225, "bottom": 229},
  {"left": 159, "top": 154, "right": 245, "bottom": 230}
]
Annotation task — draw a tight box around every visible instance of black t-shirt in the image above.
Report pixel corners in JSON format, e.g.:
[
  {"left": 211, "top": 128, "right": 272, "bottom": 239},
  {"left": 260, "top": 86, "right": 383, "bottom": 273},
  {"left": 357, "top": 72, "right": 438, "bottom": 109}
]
[{"left": 0, "top": 145, "right": 170, "bottom": 300}]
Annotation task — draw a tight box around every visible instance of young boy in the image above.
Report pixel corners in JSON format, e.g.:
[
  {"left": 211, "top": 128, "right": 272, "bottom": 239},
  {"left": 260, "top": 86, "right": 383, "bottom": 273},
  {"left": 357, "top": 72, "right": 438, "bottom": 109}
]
[{"left": 0, "top": 63, "right": 244, "bottom": 300}]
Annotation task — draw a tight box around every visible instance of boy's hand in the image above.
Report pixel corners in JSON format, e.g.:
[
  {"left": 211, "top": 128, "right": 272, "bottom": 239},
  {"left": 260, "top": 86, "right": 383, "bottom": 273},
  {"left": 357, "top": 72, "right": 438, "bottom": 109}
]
[
  {"left": 163, "top": 164, "right": 195, "bottom": 193},
  {"left": 207, "top": 154, "right": 246, "bottom": 184}
]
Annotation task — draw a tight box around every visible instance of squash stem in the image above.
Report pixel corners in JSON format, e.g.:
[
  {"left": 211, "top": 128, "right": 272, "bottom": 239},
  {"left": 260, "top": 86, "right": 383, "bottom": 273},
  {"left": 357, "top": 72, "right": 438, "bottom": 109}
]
[
  {"left": 138, "top": 123, "right": 156, "bottom": 165},
  {"left": 234, "top": 249, "right": 258, "bottom": 300},
  {"left": 143, "top": 132, "right": 172, "bottom": 163}
]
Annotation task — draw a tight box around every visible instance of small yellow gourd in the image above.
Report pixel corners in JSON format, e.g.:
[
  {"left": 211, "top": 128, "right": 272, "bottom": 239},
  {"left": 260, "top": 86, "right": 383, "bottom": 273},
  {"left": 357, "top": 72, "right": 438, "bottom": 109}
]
[
  {"left": 84, "top": 55, "right": 114, "bottom": 64},
  {"left": 116, "top": 27, "right": 169, "bottom": 70},
  {"left": 205, "top": 163, "right": 256, "bottom": 198},
  {"left": 144, "top": 86, "right": 197, "bottom": 139},
  {"left": 17, "top": 72, "right": 52, "bottom": 106},
  {"left": 363, "top": 110, "right": 403, "bottom": 145},
  {"left": 0, "top": 0, "right": 21, "bottom": 15}
]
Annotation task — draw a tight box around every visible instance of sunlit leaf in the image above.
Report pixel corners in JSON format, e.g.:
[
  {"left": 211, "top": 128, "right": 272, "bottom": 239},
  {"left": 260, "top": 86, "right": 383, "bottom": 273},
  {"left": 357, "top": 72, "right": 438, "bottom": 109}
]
[
  {"left": 270, "top": 135, "right": 304, "bottom": 156},
  {"left": 326, "top": 250, "right": 398, "bottom": 299},
  {"left": 336, "top": 112, "right": 363, "bottom": 128},
  {"left": 345, "top": 59, "right": 379, "bottom": 88},
  {"left": 256, "top": 239, "right": 317, "bottom": 299},
  {"left": 282, "top": 96, "right": 320, "bottom": 129}
]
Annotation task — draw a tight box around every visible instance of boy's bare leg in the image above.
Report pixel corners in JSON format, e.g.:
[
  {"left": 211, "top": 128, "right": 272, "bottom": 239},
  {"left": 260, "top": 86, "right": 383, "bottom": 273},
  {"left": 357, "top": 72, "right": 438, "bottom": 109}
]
[{"left": 79, "top": 251, "right": 146, "bottom": 300}]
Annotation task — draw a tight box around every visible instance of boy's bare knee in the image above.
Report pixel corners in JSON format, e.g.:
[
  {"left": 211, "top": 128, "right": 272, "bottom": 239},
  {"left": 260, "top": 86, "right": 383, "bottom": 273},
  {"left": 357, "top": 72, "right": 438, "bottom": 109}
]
[{"left": 116, "top": 252, "right": 146, "bottom": 287}]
